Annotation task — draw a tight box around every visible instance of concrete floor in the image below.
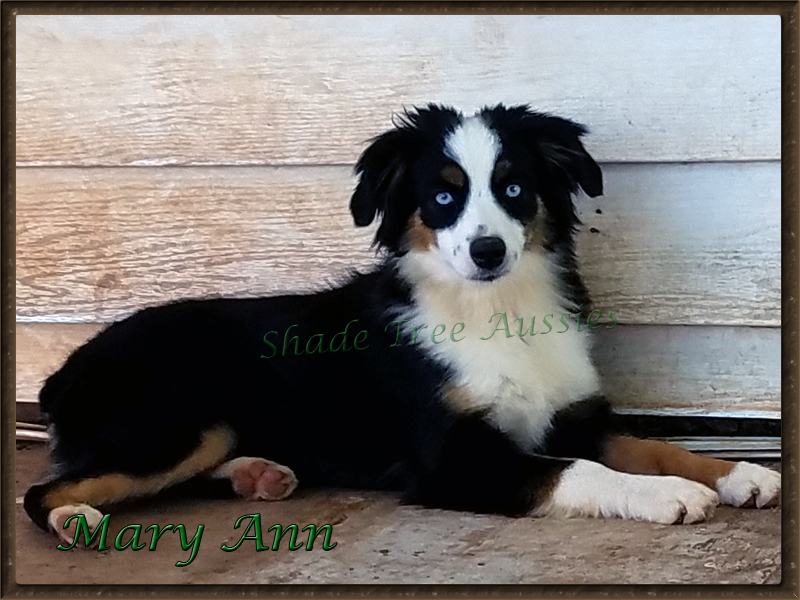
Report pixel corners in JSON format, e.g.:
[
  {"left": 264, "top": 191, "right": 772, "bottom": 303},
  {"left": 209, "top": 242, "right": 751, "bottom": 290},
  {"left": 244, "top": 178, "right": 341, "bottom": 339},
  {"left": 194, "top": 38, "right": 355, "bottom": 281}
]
[{"left": 14, "top": 442, "right": 781, "bottom": 585}]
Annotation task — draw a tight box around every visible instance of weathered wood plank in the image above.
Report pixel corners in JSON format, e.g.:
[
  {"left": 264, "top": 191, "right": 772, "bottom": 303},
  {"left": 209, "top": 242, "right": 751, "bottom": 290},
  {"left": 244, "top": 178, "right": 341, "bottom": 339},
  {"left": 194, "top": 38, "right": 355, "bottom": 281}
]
[
  {"left": 16, "top": 323, "right": 102, "bottom": 411},
  {"left": 16, "top": 323, "right": 780, "bottom": 415},
  {"left": 17, "top": 15, "right": 779, "bottom": 166},
  {"left": 16, "top": 166, "right": 379, "bottom": 321},
  {"left": 577, "top": 162, "right": 780, "bottom": 326},
  {"left": 593, "top": 325, "right": 780, "bottom": 413},
  {"left": 16, "top": 162, "right": 780, "bottom": 325}
]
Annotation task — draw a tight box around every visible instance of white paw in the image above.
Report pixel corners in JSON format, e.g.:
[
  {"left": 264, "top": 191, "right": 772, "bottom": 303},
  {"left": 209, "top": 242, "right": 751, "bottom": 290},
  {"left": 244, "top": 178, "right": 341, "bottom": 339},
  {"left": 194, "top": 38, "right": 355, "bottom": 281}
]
[
  {"left": 624, "top": 476, "right": 720, "bottom": 524},
  {"left": 545, "top": 460, "right": 719, "bottom": 525},
  {"left": 47, "top": 503, "right": 106, "bottom": 547},
  {"left": 213, "top": 457, "right": 298, "bottom": 501},
  {"left": 716, "top": 462, "right": 781, "bottom": 508}
]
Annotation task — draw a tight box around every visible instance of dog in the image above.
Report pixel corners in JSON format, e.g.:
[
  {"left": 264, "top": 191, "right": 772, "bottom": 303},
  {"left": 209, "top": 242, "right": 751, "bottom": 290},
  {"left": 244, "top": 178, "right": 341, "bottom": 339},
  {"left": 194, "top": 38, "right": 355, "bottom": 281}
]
[{"left": 25, "top": 104, "right": 780, "bottom": 546}]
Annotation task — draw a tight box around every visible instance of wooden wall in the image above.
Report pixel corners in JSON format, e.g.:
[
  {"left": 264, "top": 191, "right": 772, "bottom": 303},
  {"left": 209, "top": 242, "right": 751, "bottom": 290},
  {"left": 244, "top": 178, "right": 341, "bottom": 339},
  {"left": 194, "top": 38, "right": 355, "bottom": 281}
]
[{"left": 16, "top": 15, "right": 781, "bottom": 421}]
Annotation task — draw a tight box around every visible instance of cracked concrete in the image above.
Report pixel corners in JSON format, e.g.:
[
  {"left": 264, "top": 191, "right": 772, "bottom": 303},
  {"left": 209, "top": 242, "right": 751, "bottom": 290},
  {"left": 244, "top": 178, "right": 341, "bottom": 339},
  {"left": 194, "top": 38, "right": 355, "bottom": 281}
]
[{"left": 14, "top": 442, "right": 781, "bottom": 585}]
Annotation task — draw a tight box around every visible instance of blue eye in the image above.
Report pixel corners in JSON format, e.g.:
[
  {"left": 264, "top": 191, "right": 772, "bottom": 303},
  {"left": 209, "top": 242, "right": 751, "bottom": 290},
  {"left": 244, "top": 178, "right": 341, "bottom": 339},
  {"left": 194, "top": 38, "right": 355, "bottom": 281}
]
[
  {"left": 435, "top": 192, "right": 454, "bottom": 205},
  {"left": 506, "top": 184, "right": 522, "bottom": 198}
]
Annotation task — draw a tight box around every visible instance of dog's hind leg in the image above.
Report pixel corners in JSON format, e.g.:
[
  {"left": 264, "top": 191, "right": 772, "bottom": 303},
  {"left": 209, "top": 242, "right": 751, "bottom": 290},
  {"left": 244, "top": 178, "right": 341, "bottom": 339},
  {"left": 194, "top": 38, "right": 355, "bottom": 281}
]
[{"left": 24, "top": 425, "right": 235, "bottom": 546}]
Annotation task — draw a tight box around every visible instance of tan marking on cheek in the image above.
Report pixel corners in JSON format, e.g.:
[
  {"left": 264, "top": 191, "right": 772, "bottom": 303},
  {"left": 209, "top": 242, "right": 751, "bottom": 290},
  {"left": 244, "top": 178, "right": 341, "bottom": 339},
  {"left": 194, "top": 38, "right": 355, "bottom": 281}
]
[
  {"left": 524, "top": 202, "right": 549, "bottom": 251},
  {"left": 441, "top": 165, "right": 466, "bottom": 189},
  {"left": 603, "top": 436, "right": 735, "bottom": 489},
  {"left": 407, "top": 212, "right": 436, "bottom": 251}
]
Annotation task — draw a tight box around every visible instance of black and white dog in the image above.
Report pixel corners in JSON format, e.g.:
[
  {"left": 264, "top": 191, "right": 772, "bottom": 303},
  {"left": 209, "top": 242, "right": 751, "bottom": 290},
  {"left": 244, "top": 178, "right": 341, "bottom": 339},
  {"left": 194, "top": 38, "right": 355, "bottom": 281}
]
[{"left": 26, "top": 105, "right": 780, "bottom": 545}]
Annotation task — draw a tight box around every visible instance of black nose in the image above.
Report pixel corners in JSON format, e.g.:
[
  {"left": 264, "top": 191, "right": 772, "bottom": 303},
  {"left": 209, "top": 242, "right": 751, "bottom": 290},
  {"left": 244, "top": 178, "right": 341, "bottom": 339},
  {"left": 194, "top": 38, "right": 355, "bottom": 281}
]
[{"left": 470, "top": 236, "right": 506, "bottom": 270}]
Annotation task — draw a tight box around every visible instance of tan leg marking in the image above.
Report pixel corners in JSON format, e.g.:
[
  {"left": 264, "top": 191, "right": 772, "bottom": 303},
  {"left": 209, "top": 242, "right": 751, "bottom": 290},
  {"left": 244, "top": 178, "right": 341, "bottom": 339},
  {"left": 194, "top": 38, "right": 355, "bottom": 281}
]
[
  {"left": 44, "top": 425, "right": 235, "bottom": 510},
  {"left": 603, "top": 435, "right": 781, "bottom": 508},
  {"left": 603, "top": 435, "right": 733, "bottom": 488}
]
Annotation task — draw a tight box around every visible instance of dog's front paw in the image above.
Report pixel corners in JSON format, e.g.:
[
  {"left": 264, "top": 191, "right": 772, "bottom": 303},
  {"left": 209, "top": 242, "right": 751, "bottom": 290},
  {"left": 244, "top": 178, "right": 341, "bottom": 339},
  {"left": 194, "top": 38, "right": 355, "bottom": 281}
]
[
  {"left": 544, "top": 460, "right": 718, "bottom": 525},
  {"left": 627, "top": 476, "right": 719, "bottom": 524},
  {"left": 716, "top": 462, "right": 780, "bottom": 508}
]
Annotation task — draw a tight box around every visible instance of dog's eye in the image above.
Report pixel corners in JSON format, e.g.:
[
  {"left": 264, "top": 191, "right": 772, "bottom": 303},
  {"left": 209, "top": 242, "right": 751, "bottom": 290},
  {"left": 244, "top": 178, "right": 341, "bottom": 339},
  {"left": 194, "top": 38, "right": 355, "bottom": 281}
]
[
  {"left": 505, "top": 184, "right": 522, "bottom": 198},
  {"left": 435, "top": 192, "right": 454, "bottom": 205}
]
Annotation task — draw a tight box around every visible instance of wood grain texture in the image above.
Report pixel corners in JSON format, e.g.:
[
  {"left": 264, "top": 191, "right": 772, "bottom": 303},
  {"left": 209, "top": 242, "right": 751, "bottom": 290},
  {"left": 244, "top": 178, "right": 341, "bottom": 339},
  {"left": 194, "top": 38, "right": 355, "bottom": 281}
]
[
  {"left": 16, "top": 166, "right": 378, "bottom": 321},
  {"left": 17, "top": 15, "right": 779, "bottom": 166},
  {"left": 577, "top": 162, "right": 780, "bottom": 327},
  {"left": 593, "top": 325, "right": 779, "bottom": 413},
  {"left": 16, "top": 323, "right": 780, "bottom": 414},
  {"left": 16, "top": 323, "right": 102, "bottom": 411},
  {"left": 16, "top": 162, "right": 780, "bottom": 325}
]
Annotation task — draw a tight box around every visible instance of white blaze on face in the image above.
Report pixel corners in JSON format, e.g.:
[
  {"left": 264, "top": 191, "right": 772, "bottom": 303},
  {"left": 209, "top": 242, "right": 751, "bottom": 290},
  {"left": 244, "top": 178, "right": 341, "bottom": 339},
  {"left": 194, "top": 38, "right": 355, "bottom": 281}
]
[{"left": 437, "top": 117, "right": 526, "bottom": 280}]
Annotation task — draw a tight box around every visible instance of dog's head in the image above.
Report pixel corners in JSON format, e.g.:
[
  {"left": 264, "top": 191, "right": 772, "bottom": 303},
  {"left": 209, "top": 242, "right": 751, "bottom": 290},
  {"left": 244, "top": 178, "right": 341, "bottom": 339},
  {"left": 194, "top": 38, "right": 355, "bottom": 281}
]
[{"left": 351, "top": 104, "right": 602, "bottom": 283}]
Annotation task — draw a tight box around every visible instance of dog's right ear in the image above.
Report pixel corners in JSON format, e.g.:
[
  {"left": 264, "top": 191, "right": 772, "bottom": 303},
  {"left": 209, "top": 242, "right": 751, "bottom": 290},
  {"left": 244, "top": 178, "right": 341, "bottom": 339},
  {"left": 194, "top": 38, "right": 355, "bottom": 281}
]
[
  {"left": 350, "top": 127, "right": 419, "bottom": 250},
  {"left": 352, "top": 105, "right": 461, "bottom": 251},
  {"left": 351, "top": 129, "right": 410, "bottom": 227}
]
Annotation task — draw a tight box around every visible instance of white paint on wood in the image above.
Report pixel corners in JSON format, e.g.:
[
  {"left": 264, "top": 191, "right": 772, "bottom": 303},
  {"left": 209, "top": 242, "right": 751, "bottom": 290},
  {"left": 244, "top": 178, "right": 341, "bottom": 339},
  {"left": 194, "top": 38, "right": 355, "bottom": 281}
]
[
  {"left": 16, "top": 162, "right": 780, "bottom": 325},
  {"left": 15, "top": 323, "right": 780, "bottom": 415},
  {"left": 16, "top": 15, "right": 779, "bottom": 166}
]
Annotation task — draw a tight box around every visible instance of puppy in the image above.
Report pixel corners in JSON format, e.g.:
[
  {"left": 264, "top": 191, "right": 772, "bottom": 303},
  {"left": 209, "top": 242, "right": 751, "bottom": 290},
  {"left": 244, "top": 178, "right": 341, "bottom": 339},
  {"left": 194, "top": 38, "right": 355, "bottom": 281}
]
[{"left": 25, "top": 105, "right": 780, "bottom": 546}]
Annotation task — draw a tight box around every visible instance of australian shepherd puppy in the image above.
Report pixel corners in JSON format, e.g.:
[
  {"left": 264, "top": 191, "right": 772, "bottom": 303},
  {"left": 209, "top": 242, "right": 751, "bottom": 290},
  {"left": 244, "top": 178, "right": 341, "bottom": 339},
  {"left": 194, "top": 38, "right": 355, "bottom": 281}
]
[{"left": 26, "top": 105, "right": 780, "bottom": 546}]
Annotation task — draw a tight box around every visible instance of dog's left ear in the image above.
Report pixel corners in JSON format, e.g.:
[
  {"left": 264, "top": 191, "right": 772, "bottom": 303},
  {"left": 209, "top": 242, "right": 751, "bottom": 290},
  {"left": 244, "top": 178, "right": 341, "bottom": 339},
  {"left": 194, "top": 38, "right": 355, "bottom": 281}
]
[{"left": 524, "top": 113, "right": 603, "bottom": 199}]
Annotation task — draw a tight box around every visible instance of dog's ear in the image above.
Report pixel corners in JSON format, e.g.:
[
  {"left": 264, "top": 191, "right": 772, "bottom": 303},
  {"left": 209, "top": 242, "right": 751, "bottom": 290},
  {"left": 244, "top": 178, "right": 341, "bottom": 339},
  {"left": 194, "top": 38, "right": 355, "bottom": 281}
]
[
  {"left": 350, "top": 128, "right": 416, "bottom": 231},
  {"left": 351, "top": 106, "right": 458, "bottom": 251},
  {"left": 523, "top": 112, "right": 603, "bottom": 199},
  {"left": 482, "top": 106, "right": 602, "bottom": 242},
  {"left": 351, "top": 105, "right": 462, "bottom": 250},
  {"left": 482, "top": 105, "right": 602, "bottom": 199}
]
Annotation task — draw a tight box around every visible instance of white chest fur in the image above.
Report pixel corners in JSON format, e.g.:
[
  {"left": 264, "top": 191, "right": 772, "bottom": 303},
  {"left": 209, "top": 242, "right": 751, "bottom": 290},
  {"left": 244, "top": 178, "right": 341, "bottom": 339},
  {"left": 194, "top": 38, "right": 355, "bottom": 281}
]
[{"left": 397, "top": 250, "right": 601, "bottom": 449}]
